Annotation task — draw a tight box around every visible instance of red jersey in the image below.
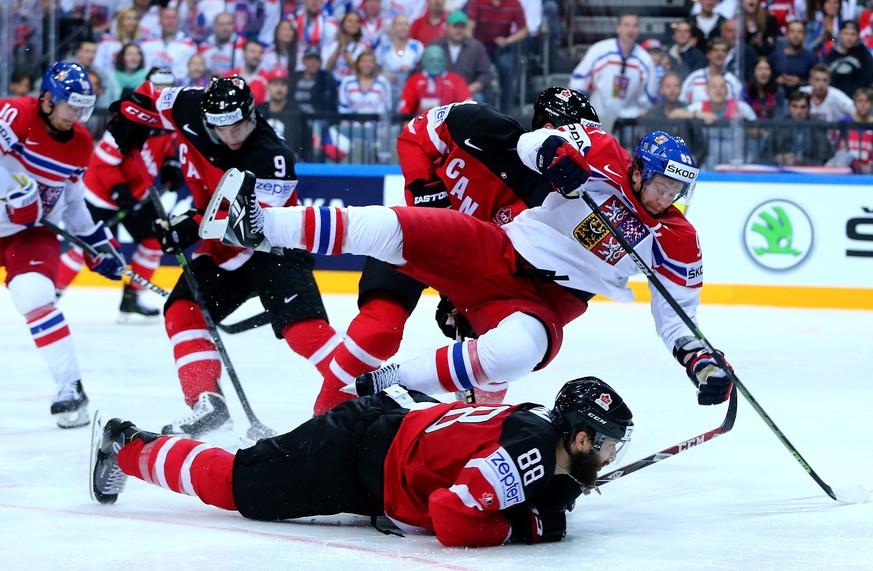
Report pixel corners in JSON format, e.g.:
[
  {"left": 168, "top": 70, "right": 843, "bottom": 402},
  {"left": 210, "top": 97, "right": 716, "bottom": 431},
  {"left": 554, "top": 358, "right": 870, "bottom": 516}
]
[
  {"left": 383, "top": 401, "right": 560, "bottom": 547},
  {"left": 397, "top": 100, "right": 551, "bottom": 225},
  {"left": 0, "top": 96, "right": 94, "bottom": 238},
  {"left": 84, "top": 131, "right": 178, "bottom": 209},
  {"left": 147, "top": 84, "right": 298, "bottom": 268},
  {"left": 397, "top": 72, "right": 472, "bottom": 115}
]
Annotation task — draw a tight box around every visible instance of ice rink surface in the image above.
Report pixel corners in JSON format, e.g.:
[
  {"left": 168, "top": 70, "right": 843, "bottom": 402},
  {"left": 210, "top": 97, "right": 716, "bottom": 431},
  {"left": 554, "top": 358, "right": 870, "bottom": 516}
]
[{"left": 1, "top": 287, "right": 870, "bottom": 570}]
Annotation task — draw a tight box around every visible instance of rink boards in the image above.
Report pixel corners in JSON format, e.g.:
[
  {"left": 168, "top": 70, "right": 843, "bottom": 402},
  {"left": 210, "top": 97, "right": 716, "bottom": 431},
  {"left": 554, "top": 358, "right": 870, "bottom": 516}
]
[{"left": 38, "top": 166, "right": 873, "bottom": 310}]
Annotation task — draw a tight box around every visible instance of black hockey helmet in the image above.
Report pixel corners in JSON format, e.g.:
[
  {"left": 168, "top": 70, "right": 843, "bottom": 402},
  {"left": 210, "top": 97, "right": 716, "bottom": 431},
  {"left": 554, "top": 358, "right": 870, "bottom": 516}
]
[
  {"left": 551, "top": 377, "right": 633, "bottom": 450},
  {"left": 531, "top": 87, "right": 600, "bottom": 130},
  {"left": 201, "top": 75, "right": 255, "bottom": 128}
]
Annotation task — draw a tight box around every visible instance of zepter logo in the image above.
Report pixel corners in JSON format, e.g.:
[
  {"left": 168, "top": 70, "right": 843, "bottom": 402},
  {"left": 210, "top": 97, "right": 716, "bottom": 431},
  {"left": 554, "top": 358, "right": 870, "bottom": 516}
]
[{"left": 743, "top": 199, "right": 814, "bottom": 271}]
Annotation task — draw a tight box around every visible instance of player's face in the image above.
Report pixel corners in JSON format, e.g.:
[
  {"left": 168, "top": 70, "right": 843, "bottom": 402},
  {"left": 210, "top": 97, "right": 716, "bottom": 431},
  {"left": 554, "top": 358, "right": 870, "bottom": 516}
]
[
  {"left": 42, "top": 96, "right": 93, "bottom": 131},
  {"left": 639, "top": 173, "right": 684, "bottom": 216},
  {"left": 213, "top": 119, "right": 255, "bottom": 150}
]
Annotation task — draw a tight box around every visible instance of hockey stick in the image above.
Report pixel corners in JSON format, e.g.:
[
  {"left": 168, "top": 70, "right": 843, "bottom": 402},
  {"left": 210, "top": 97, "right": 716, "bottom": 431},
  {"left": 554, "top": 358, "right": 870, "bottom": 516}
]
[
  {"left": 597, "top": 386, "right": 738, "bottom": 486},
  {"left": 216, "top": 310, "right": 272, "bottom": 334},
  {"left": 133, "top": 151, "right": 275, "bottom": 440},
  {"left": 578, "top": 187, "right": 868, "bottom": 504},
  {"left": 40, "top": 219, "right": 170, "bottom": 297}
]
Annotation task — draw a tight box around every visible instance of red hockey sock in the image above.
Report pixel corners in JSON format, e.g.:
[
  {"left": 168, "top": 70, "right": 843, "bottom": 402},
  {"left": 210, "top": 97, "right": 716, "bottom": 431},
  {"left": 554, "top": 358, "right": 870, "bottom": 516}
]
[
  {"left": 56, "top": 247, "right": 85, "bottom": 291},
  {"left": 312, "top": 295, "right": 410, "bottom": 415},
  {"left": 165, "top": 300, "right": 222, "bottom": 407},
  {"left": 118, "top": 437, "right": 237, "bottom": 511},
  {"left": 129, "top": 239, "right": 162, "bottom": 292},
  {"left": 282, "top": 318, "right": 341, "bottom": 379}
]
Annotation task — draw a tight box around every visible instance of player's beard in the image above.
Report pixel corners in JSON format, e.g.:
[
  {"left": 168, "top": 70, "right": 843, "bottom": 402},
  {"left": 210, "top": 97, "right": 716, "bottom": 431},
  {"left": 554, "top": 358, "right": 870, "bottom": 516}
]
[{"left": 567, "top": 448, "right": 606, "bottom": 489}]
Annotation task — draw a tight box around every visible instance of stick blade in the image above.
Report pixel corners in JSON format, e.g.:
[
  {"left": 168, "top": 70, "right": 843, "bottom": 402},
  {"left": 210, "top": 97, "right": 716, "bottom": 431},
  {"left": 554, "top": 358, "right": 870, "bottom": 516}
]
[{"left": 832, "top": 484, "right": 870, "bottom": 504}]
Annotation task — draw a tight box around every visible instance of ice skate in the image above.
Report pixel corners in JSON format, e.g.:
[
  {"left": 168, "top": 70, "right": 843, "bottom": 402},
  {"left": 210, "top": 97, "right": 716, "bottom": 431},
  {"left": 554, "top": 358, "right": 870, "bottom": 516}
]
[
  {"left": 50, "top": 379, "right": 90, "bottom": 428},
  {"left": 354, "top": 363, "right": 402, "bottom": 396},
  {"left": 199, "top": 168, "right": 271, "bottom": 251},
  {"left": 117, "top": 284, "right": 160, "bottom": 324},
  {"left": 90, "top": 412, "right": 159, "bottom": 504},
  {"left": 161, "top": 392, "right": 232, "bottom": 439}
]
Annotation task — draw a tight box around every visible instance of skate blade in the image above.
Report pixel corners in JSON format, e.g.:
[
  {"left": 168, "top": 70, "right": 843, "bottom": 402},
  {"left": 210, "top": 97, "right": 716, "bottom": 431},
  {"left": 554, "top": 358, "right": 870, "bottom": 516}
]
[
  {"left": 199, "top": 168, "right": 272, "bottom": 252},
  {"left": 54, "top": 405, "right": 91, "bottom": 429},
  {"left": 88, "top": 410, "right": 104, "bottom": 503},
  {"left": 117, "top": 312, "right": 161, "bottom": 325},
  {"left": 340, "top": 383, "right": 358, "bottom": 395}
]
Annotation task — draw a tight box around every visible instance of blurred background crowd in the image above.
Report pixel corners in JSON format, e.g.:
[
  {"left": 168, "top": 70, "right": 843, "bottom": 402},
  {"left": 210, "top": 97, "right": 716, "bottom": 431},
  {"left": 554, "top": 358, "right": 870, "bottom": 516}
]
[{"left": 3, "top": 0, "right": 873, "bottom": 170}]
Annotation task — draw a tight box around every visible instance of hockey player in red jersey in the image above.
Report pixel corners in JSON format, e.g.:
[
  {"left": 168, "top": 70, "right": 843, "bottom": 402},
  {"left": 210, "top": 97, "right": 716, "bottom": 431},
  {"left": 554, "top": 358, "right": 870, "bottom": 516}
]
[
  {"left": 216, "top": 124, "right": 735, "bottom": 408},
  {"left": 0, "top": 62, "right": 125, "bottom": 428},
  {"left": 311, "top": 88, "right": 602, "bottom": 414},
  {"left": 104, "top": 76, "right": 341, "bottom": 438},
  {"left": 91, "top": 376, "right": 633, "bottom": 547},
  {"left": 56, "top": 67, "right": 183, "bottom": 322}
]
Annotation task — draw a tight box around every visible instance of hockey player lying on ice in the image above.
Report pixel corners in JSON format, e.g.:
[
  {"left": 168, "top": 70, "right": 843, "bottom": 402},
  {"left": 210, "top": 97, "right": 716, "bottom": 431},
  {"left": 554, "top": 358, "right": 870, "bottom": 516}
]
[
  {"left": 207, "top": 129, "right": 734, "bottom": 408},
  {"left": 91, "top": 377, "right": 633, "bottom": 547}
]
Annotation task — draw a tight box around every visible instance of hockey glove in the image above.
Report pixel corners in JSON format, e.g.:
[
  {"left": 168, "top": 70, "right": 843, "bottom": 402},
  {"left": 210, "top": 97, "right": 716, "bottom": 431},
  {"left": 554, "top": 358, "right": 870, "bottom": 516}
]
[
  {"left": 78, "top": 222, "right": 125, "bottom": 280},
  {"left": 537, "top": 135, "right": 590, "bottom": 198},
  {"left": 435, "top": 294, "right": 477, "bottom": 340},
  {"left": 154, "top": 209, "right": 200, "bottom": 254},
  {"left": 407, "top": 176, "right": 450, "bottom": 208},
  {"left": 109, "top": 183, "right": 137, "bottom": 212},
  {"left": 107, "top": 92, "right": 159, "bottom": 154},
  {"left": 674, "top": 340, "right": 734, "bottom": 406},
  {"left": 160, "top": 159, "right": 186, "bottom": 192},
  {"left": 3, "top": 173, "right": 41, "bottom": 227},
  {"left": 506, "top": 504, "right": 566, "bottom": 544}
]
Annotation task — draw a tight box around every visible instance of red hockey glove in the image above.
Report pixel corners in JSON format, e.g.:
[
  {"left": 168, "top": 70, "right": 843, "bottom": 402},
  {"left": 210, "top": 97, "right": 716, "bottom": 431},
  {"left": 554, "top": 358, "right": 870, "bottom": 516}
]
[
  {"left": 506, "top": 504, "right": 566, "bottom": 544},
  {"left": 78, "top": 222, "right": 125, "bottom": 281},
  {"left": 674, "top": 339, "right": 734, "bottom": 405},
  {"left": 107, "top": 92, "right": 160, "bottom": 154},
  {"left": 3, "top": 173, "right": 41, "bottom": 227},
  {"left": 407, "top": 176, "right": 450, "bottom": 208},
  {"left": 536, "top": 135, "right": 590, "bottom": 197}
]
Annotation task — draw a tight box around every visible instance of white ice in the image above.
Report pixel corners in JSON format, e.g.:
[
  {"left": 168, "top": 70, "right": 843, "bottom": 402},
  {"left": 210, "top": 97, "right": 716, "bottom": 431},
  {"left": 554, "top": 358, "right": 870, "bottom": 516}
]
[{"left": 1, "top": 288, "right": 871, "bottom": 570}]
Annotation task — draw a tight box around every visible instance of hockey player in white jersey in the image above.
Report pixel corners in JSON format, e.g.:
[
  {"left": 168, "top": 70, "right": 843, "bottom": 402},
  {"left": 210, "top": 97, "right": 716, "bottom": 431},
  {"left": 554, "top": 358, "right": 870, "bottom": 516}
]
[{"left": 209, "top": 127, "right": 734, "bottom": 407}]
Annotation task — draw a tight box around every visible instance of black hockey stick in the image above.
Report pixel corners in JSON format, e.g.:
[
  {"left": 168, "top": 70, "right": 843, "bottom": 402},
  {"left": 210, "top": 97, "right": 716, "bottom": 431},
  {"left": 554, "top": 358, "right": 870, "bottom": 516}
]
[
  {"left": 216, "top": 310, "right": 271, "bottom": 334},
  {"left": 578, "top": 188, "right": 868, "bottom": 504},
  {"left": 597, "top": 386, "right": 737, "bottom": 486},
  {"left": 134, "top": 151, "right": 275, "bottom": 440},
  {"left": 40, "top": 219, "right": 170, "bottom": 297}
]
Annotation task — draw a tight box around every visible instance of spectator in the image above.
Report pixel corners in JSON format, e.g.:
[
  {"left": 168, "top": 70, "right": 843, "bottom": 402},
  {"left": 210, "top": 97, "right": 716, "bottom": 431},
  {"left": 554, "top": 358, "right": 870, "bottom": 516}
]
[
  {"left": 829, "top": 86, "right": 873, "bottom": 173},
  {"left": 768, "top": 0, "right": 800, "bottom": 35},
  {"left": 338, "top": 49, "right": 393, "bottom": 162},
  {"left": 689, "top": 0, "right": 726, "bottom": 53},
  {"left": 860, "top": 7, "right": 873, "bottom": 49},
  {"left": 199, "top": 12, "right": 246, "bottom": 77},
  {"left": 467, "top": 0, "right": 529, "bottom": 113},
  {"left": 227, "top": 39, "right": 269, "bottom": 105},
  {"left": 643, "top": 39, "right": 672, "bottom": 88},
  {"left": 185, "top": 53, "right": 211, "bottom": 88},
  {"left": 644, "top": 71, "right": 707, "bottom": 159},
  {"left": 324, "top": 10, "right": 370, "bottom": 84},
  {"left": 743, "top": 57, "right": 787, "bottom": 119},
  {"left": 667, "top": 21, "right": 707, "bottom": 81},
  {"left": 722, "top": 17, "right": 758, "bottom": 82},
  {"left": 294, "top": 0, "right": 340, "bottom": 71},
  {"left": 263, "top": 19, "right": 298, "bottom": 74},
  {"left": 408, "top": 0, "right": 447, "bottom": 47},
  {"left": 360, "top": 0, "right": 389, "bottom": 52},
  {"left": 806, "top": 0, "right": 841, "bottom": 56},
  {"left": 106, "top": 43, "right": 148, "bottom": 101},
  {"left": 800, "top": 62, "right": 855, "bottom": 120},
  {"left": 762, "top": 90, "right": 835, "bottom": 165},
  {"left": 397, "top": 44, "right": 472, "bottom": 115},
  {"left": 9, "top": 68, "right": 33, "bottom": 97},
  {"left": 680, "top": 38, "right": 744, "bottom": 105},
  {"left": 140, "top": 7, "right": 198, "bottom": 84},
  {"left": 570, "top": 12, "right": 657, "bottom": 120},
  {"left": 176, "top": 0, "right": 225, "bottom": 44},
  {"left": 133, "top": 0, "right": 161, "bottom": 38},
  {"left": 94, "top": 7, "right": 142, "bottom": 75},
  {"left": 769, "top": 20, "right": 820, "bottom": 96},
  {"left": 73, "top": 40, "right": 98, "bottom": 74},
  {"left": 824, "top": 20, "right": 873, "bottom": 98},
  {"left": 431, "top": 11, "right": 494, "bottom": 103},
  {"left": 671, "top": 73, "right": 756, "bottom": 168},
  {"left": 740, "top": 0, "right": 781, "bottom": 56},
  {"left": 225, "top": 0, "right": 282, "bottom": 46},
  {"left": 376, "top": 15, "right": 425, "bottom": 112},
  {"left": 689, "top": 0, "right": 737, "bottom": 19},
  {"left": 289, "top": 46, "right": 340, "bottom": 160},
  {"left": 542, "top": 0, "right": 563, "bottom": 50},
  {"left": 258, "top": 67, "right": 294, "bottom": 138}
]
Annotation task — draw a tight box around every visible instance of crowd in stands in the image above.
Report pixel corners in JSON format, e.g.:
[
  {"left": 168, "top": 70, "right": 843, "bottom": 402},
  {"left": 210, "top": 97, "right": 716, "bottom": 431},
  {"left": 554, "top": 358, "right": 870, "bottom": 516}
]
[{"left": 6, "top": 0, "right": 873, "bottom": 170}]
